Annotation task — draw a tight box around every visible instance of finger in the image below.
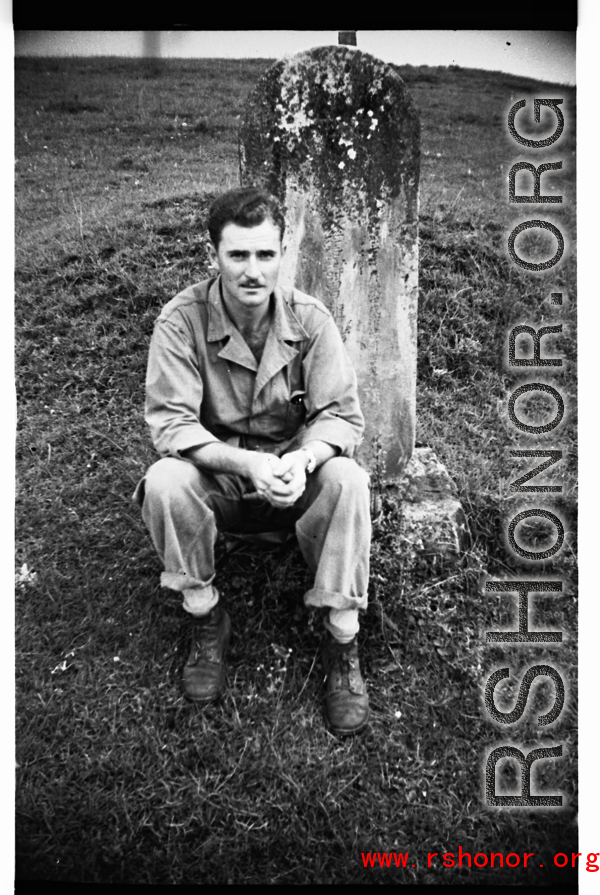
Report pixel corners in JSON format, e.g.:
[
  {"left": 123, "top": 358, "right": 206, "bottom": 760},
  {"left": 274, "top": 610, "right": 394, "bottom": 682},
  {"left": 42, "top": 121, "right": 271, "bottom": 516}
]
[
  {"left": 267, "top": 495, "right": 298, "bottom": 508},
  {"left": 267, "top": 485, "right": 305, "bottom": 507},
  {"left": 278, "top": 472, "right": 305, "bottom": 493},
  {"left": 275, "top": 457, "right": 294, "bottom": 475},
  {"left": 264, "top": 477, "right": 296, "bottom": 495},
  {"left": 271, "top": 480, "right": 304, "bottom": 501},
  {"left": 253, "top": 469, "right": 285, "bottom": 492}
]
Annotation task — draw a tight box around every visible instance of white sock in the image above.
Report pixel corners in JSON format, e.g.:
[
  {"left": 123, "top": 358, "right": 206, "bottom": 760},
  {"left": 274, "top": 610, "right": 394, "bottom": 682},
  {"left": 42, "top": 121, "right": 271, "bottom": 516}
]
[
  {"left": 182, "top": 585, "right": 219, "bottom": 617},
  {"left": 326, "top": 608, "right": 360, "bottom": 644}
]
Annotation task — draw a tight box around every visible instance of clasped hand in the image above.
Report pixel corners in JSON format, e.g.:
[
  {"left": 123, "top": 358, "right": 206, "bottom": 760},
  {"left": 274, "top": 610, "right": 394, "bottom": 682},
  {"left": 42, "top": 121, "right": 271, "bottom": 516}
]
[{"left": 244, "top": 451, "right": 308, "bottom": 508}]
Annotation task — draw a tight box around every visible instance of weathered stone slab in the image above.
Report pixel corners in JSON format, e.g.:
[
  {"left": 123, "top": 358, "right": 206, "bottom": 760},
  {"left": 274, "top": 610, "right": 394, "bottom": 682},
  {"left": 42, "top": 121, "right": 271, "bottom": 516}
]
[
  {"left": 393, "top": 447, "right": 469, "bottom": 558},
  {"left": 240, "top": 46, "right": 420, "bottom": 481}
]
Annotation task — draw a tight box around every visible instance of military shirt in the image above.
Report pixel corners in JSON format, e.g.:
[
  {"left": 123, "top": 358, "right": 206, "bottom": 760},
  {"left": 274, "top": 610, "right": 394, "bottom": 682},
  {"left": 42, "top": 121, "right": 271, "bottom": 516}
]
[{"left": 145, "top": 276, "right": 364, "bottom": 459}]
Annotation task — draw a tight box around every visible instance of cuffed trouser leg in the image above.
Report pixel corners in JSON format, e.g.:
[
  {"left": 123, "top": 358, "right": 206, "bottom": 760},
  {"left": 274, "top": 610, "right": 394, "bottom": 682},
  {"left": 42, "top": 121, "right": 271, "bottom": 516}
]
[
  {"left": 294, "top": 457, "right": 371, "bottom": 613},
  {"left": 138, "top": 457, "right": 246, "bottom": 594}
]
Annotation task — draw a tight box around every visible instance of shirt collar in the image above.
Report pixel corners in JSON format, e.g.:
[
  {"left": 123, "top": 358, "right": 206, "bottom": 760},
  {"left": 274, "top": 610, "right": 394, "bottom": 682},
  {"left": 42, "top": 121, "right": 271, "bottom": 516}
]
[
  {"left": 206, "top": 276, "right": 309, "bottom": 345},
  {"left": 206, "top": 276, "right": 309, "bottom": 396}
]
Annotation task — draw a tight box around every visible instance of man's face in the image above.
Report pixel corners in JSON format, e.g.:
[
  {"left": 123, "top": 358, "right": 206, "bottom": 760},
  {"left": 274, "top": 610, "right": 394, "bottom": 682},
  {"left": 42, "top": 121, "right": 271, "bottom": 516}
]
[{"left": 210, "top": 219, "right": 283, "bottom": 314}]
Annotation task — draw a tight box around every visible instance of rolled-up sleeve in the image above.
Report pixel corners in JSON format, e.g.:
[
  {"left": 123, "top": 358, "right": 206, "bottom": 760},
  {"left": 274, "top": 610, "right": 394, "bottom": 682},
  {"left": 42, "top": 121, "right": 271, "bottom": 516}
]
[
  {"left": 145, "top": 314, "right": 219, "bottom": 457},
  {"left": 295, "top": 313, "right": 365, "bottom": 457}
]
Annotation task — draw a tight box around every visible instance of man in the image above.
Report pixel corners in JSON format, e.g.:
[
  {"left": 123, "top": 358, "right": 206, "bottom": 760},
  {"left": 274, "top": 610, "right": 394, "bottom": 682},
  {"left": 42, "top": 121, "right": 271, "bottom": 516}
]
[{"left": 135, "top": 186, "right": 371, "bottom": 736}]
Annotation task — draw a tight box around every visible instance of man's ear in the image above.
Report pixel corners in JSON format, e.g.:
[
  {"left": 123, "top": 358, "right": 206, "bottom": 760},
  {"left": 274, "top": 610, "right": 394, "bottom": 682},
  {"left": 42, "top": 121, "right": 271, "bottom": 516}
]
[{"left": 208, "top": 242, "right": 219, "bottom": 270}]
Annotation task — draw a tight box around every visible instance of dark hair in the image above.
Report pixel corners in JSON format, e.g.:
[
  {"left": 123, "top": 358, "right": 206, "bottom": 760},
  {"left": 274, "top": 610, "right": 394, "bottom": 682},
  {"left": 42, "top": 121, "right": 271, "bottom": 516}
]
[{"left": 207, "top": 187, "right": 285, "bottom": 248}]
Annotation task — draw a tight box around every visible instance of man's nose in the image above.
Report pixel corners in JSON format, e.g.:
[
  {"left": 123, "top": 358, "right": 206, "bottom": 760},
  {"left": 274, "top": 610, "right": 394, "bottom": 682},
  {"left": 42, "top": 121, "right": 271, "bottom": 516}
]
[{"left": 245, "top": 254, "right": 261, "bottom": 279}]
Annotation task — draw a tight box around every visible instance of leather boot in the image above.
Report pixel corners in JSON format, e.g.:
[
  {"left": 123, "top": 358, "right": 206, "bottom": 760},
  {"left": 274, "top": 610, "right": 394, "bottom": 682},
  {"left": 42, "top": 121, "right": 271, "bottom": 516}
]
[
  {"left": 323, "top": 637, "right": 370, "bottom": 735},
  {"left": 182, "top": 604, "right": 231, "bottom": 703}
]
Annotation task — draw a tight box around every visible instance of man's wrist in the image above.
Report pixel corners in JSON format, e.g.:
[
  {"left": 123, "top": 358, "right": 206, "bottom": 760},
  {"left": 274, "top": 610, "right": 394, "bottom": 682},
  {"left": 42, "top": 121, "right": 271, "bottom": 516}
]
[{"left": 182, "top": 442, "right": 257, "bottom": 479}]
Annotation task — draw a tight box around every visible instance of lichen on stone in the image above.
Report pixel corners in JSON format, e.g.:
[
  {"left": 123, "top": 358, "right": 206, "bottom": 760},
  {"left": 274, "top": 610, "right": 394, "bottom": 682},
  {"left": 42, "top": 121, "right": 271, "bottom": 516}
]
[{"left": 240, "top": 44, "right": 420, "bottom": 233}]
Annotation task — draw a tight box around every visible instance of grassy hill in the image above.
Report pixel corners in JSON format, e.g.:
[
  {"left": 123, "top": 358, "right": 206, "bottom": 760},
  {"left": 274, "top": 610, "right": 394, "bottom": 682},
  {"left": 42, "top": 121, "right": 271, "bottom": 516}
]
[{"left": 15, "top": 56, "right": 577, "bottom": 885}]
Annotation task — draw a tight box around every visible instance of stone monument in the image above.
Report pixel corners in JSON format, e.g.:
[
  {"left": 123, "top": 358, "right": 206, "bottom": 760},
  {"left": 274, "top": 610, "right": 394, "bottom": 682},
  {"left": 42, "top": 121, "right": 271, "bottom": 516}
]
[
  {"left": 240, "top": 46, "right": 420, "bottom": 482},
  {"left": 240, "top": 45, "right": 467, "bottom": 558}
]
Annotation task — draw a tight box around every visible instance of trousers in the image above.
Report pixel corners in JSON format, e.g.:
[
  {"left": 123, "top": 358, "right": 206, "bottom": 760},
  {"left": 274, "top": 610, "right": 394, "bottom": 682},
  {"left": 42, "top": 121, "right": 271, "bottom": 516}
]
[{"left": 136, "top": 456, "right": 371, "bottom": 612}]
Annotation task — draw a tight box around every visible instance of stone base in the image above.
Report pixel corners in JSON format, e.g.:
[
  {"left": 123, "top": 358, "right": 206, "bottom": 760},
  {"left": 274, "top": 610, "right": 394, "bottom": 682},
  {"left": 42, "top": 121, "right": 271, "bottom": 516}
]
[{"left": 379, "top": 446, "right": 469, "bottom": 560}]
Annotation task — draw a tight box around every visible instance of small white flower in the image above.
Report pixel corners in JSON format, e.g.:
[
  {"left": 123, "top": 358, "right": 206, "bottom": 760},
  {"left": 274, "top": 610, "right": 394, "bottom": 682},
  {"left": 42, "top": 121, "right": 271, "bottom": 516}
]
[
  {"left": 51, "top": 660, "right": 68, "bottom": 675},
  {"left": 338, "top": 161, "right": 345, "bottom": 169},
  {"left": 367, "top": 110, "right": 373, "bottom": 117},
  {"left": 16, "top": 564, "right": 37, "bottom": 587},
  {"left": 348, "top": 148, "right": 357, "bottom": 159},
  {"left": 395, "top": 710, "right": 402, "bottom": 719}
]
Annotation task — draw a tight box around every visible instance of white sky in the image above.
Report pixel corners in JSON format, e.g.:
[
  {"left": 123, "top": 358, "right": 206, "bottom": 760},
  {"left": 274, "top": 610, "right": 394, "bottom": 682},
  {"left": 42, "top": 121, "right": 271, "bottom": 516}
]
[{"left": 14, "top": 30, "right": 576, "bottom": 86}]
